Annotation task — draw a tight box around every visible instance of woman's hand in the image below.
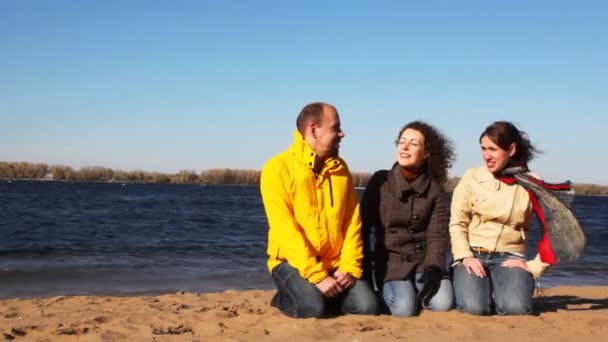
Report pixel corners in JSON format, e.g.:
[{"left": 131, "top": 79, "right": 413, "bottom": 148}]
[
  {"left": 501, "top": 258, "right": 531, "bottom": 273},
  {"left": 463, "top": 257, "right": 486, "bottom": 278},
  {"left": 417, "top": 265, "right": 443, "bottom": 306}
]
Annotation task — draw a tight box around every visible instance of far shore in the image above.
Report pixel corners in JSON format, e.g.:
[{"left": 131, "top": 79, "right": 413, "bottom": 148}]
[{"left": 2, "top": 161, "right": 608, "bottom": 193}]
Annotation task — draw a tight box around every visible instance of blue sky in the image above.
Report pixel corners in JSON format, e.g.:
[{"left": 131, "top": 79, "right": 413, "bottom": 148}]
[{"left": 1, "top": 1, "right": 607, "bottom": 184}]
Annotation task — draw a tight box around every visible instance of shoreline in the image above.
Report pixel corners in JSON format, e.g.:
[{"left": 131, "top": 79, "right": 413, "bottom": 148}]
[
  {"left": 1, "top": 286, "right": 606, "bottom": 341},
  {"left": 1, "top": 261, "right": 605, "bottom": 300},
  {"left": 1, "top": 272, "right": 604, "bottom": 300}
]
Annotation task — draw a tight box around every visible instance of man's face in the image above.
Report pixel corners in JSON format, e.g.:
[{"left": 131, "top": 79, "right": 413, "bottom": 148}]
[{"left": 313, "top": 106, "right": 345, "bottom": 160}]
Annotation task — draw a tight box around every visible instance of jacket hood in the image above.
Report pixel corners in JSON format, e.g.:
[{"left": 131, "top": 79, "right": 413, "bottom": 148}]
[{"left": 290, "top": 130, "right": 344, "bottom": 174}]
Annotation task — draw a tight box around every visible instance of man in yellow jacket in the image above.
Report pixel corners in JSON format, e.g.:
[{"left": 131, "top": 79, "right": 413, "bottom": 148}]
[{"left": 260, "top": 102, "right": 380, "bottom": 318}]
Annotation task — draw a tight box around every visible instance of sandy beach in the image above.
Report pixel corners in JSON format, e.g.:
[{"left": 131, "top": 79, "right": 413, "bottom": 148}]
[{"left": 0, "top": 286, "right": 606, "bottom": 341}]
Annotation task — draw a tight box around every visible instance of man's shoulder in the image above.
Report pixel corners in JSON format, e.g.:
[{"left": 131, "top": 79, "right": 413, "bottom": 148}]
[
  {"left": 333, "top": 157, "right": 353, "bottom": 173},
  {"left": 262, "top": 148, "right": 304, "bottom": 182},
  {"left": 263, "top": 149, "right": 291, "bottom": 169}
]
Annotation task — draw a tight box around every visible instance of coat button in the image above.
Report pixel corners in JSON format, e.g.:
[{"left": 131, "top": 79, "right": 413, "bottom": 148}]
[
  {"left": 409, "top": 229, "right": 414, "bottom": 234},
  {"left": 416, "top": 244, "right": 422, "bottom": 249},
  {"left": 413, "top": 214, "right": 419, "bottom": 220}
]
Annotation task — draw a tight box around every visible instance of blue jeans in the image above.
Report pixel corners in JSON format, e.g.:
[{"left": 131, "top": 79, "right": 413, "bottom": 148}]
[
  {"left": 382, "top": 273, "right": 454, "bottom": 317},
  {"left": 453, "top": 253, "right": 535, "bottom": 316},
  {"left": 270, "top": 262, "right": 380, "bottom": 318}
]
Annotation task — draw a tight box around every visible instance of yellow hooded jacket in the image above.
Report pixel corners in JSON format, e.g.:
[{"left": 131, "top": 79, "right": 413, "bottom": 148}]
[{"left": 260, "top": 131, "right": 363, "bottom": 284}]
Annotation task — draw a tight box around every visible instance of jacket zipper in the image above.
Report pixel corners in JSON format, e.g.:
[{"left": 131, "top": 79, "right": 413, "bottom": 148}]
[
  {"left": 492, "top": 183, "right": 518, "bottom": 251},
  {"left": 328, "top": 175, "right": 334, "bottom": 208}
]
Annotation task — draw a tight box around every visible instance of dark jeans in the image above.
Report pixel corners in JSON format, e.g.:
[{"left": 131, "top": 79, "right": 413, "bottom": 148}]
[
  {"left": 453, "top": 252, "right": 535, "bottom": 316},
  {"left": 270, "top": 262, "right": 380, "bottom": 318}
]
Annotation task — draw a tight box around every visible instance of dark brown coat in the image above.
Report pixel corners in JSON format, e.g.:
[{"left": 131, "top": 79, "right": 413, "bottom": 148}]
[{"left": 361, "top": 163, "right": 449, "bottom": 283}]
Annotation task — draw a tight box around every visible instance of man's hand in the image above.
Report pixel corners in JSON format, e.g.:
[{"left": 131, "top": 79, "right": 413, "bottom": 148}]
[
  {"left": 315, "top": 276, "right": 344, "bottom": 297},
  {"left": 332, "top": 270, "right": 356, "bottom": 289}
]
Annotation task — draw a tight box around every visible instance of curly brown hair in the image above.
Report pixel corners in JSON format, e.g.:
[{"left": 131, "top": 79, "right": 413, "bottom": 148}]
[{"left": 395, "top": 121, "right": 455, "bottom": 183}]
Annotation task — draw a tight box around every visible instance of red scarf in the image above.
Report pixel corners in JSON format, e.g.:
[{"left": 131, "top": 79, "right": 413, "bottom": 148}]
[{"left": 497, "top": 176, "right": 571, "bottom": 265}]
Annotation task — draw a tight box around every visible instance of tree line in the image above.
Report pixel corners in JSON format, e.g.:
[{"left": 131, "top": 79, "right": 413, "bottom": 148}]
[
  {"left": 0, "top": 161, "right": 370, "bottom": 187},
  {"left": 1, "top": 161, "right": 607, "bottom": 195}
]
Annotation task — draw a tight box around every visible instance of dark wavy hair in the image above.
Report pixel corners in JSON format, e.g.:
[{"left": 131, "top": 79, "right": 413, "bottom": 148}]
[
  {"left": 395, "top": 121, "right": 455, "bottom": 183},
  {"left": 480, "top": 121, "right": 539, "bottom": 168}
]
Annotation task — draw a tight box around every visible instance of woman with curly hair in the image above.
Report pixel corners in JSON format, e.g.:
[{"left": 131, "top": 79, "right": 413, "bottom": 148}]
[{"left": 361, "top": 121, "right": 455, "bottom": 316}]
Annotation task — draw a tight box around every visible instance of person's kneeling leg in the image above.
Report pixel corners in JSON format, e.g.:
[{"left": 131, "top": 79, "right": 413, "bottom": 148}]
[
  {"left": 341, "top": 279, "right": 380, "bottom": 315},
  {"left": 419, "top": 277, "right": 454, "bottom": 312},
  {"left": 491, "top": 264, "right": 534, "bottom": 315},
  {"left": 382, "top": 279, "right": 418, "bottom": 317},
  {"left": 453, "top": 263, "right": 492, "bottom": 316},
  {"left": 271, "top": 262, "right": 327, "bottom": 318}
]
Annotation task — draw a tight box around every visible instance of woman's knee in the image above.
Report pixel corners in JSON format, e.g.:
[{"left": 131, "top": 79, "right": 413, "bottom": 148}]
[
  {"left": 383, "top": 280, "right": 418, "bottom": 317},
  {"left": 387, "top": 299, "right": 418, "bottom": 317},
  {"left": 453, "top": 266, "right": 492, "bottom": 315},
  {"left": 425, "top": 280, "right": 454, "bottom": 312},
  {"left": 427, "top": 298, "right": 453, "bottom": 312},
  {"left": 383, "top": 288, "right": 417, "bottom": 316},
  {"left": 457, "top": 301, "right": 492, "bottom": 316},
  {"left": 496, "top": 300, "right": 533, "bottom": 315},
  {"left": 455, "top": 292, "right": 492, "bottom": 316}
]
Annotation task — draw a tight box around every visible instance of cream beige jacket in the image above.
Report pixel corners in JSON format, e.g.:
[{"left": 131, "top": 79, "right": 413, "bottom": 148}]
[{"left": 449, "top": 165, "right": 550, "bottom": 279}]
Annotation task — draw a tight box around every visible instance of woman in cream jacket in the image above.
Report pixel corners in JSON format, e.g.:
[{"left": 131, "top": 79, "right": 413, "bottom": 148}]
[{"left": 450, "top": 121, "right": 550, "bottom": 316}]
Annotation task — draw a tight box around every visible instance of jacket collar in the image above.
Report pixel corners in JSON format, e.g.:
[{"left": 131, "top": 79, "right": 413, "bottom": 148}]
[
  {"left": 389, "top": 162, "right": 431, "bottom": 196},
  {"left": 290, "top": 130, "right": 343, "bottom": 174},
  {"left": 472, "top": 165, "right": 502, "bottom": 190}
]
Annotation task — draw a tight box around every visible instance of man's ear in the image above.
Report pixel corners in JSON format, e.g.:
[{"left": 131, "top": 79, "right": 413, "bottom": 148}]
[
  {"left": 508, "top": 143, "right": 516, "bottom": 157},
  {"left": 309, "top": 122, "right": 318, "bottom": 139}
]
